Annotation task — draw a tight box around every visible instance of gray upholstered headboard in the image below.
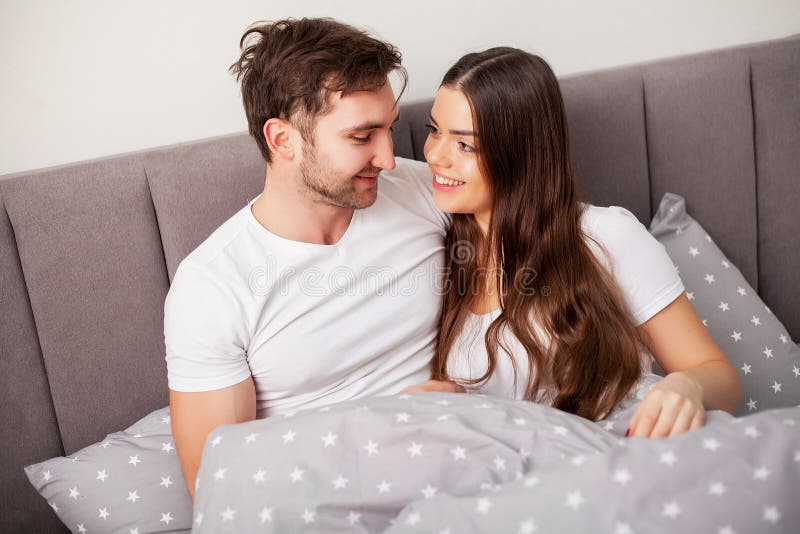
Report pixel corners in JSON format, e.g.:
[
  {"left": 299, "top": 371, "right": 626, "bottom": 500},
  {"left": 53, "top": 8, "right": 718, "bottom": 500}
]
[{"left": 1, "top": 34, "right": 798, "bottom": 533}]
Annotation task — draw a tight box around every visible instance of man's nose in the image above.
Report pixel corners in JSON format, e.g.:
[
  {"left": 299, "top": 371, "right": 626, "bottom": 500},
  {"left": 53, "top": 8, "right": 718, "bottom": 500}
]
[{"left": 372, "top": 134, "right": 395, "bottom": 170}]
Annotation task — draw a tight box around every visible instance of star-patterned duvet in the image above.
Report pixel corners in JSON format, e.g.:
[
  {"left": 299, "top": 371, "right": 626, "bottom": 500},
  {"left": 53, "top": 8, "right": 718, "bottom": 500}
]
[{"left": 192, "top": 392, "right": 800, "bottom": 533}]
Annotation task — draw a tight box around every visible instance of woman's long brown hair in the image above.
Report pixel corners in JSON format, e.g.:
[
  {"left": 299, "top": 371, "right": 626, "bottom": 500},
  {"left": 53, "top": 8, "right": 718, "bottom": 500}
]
[{"left": 431, "top": 48, "right": 644, "bottom": 421}]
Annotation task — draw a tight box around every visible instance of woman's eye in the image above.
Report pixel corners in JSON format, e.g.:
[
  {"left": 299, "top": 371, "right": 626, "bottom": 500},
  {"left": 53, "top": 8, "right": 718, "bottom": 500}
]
[{"left": 458, "top": 141, "right": 475, "bottom": 153}]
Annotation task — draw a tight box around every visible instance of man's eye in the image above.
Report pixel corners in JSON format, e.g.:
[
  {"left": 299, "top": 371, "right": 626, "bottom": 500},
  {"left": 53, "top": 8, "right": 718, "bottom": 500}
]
[{"left": 353, "top": 135, "right": 371, "bottom": 143}]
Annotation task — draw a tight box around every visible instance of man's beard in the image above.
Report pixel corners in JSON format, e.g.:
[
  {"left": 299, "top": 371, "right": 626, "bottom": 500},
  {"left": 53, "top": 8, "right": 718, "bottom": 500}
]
[{"left": 299, "top": 142, "right": 379, "bottom": 209}]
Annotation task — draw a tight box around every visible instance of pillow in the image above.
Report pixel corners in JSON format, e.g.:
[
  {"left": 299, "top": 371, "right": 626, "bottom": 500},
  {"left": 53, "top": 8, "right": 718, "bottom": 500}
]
[
  {"left": 24, "top": 406, "right": 192, "bottom": 533},
  {"left": 649, "top": 192, "right": 800, "bottom": 415}
]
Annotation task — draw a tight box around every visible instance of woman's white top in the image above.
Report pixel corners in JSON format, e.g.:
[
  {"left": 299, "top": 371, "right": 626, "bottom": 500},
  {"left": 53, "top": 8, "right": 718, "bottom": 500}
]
[{"left": 446, "top": 204, "right": 685, "bottom": 405}]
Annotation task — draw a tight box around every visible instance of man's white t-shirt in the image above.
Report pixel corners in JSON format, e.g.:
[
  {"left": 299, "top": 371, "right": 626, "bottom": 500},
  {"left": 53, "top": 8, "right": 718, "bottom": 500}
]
[
  {"left": 446, "top": 204, "right": 685, "bottom": 405},
  {"left": 165, "top": 157, "right": 448, "bottom": 418}
]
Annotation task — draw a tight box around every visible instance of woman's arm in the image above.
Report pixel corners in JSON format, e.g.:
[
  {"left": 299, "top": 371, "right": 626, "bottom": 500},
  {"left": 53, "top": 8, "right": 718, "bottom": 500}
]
[{"left": 627, "top": 292, "right": 741, "bottom": 438}]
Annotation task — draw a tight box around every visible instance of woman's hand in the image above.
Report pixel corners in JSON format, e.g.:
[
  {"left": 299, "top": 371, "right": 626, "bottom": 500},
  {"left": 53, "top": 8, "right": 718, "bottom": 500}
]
[
  {"left": 627, "top": 372, "right": 705, "bottom": 438},
  {"left": 399, "top": 380, "right": 466, "bottom": 394}
]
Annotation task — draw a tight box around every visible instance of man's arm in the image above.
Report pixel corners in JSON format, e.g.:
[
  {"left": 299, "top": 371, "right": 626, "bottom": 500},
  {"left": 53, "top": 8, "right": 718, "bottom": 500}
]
[{"left": 170, "top": 376, "right": 256, "bottom": 499}]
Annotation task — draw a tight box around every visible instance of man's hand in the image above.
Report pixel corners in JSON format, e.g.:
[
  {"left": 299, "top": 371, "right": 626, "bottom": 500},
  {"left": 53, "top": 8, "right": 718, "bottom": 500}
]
[
  {"left": 399, "top": 379, "right": 466, "bottom": 394},
  {"left": 170, "top": 377, "right": 256, "bottom": 499},
  {"left": 627, "top": 371, "right": 705, "bottom": 438}
]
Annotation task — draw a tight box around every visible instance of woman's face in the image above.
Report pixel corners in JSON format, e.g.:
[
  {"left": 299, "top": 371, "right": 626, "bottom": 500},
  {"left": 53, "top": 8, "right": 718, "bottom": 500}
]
[{"left": 424, "top": 87, "right": 492, "bottom": 223}]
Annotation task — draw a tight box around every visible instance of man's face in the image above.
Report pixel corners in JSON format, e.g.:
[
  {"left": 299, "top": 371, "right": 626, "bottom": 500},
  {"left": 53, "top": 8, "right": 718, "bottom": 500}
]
[{"left": 298, "top": 82, "right": 399, "bottom": 209}]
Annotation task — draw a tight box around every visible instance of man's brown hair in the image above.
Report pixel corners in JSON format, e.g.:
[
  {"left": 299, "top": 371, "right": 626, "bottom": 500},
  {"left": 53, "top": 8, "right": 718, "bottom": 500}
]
[{"left": 229, "top": 17, "right": 408, "bottom": 162}]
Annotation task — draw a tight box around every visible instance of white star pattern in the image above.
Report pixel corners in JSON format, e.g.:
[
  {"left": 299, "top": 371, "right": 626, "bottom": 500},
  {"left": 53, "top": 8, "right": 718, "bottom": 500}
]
[
  {"left": 744, "top": 426, "right": 761, "bottom": 438},
  {"left": 565, "top": 491, "right": 585, "bottom": 510},
  {"left": 128, "top": 455, "right": 141, "bottom": 467},
  {"left": 421, "top": 484, "right": 438, "bottom": 499},
  {"left": 160, "top": 475, "right": 173, "bottom": 488},
  {"left": 98, "top": 507, "right": 110, "bottom": 520},
  {"left": 689, "top": 247, "right": 699, "bottom": 256},
  {"left": 603, "top": 421, "right": 615, "bottom": 431},
  {"left": 687, "top": 291, "right": 695, "bottom": 300},
  {"left": 709, "top": 482, "right": 727, "bottom": 496},
  {"left": 493, "top": 456, "right": 507, "bottom": 471},
  {"left": 321, "top": 431, "right": 338, "bottom": 447},
  {"left": 613, "top": 468, "right": 632, "bottom": 485},
  {"left": 332, "top": 475, "right": 348, "bottom": 489},
  {"left": 301, "top": 508, "right": 315, "bottom": 524},
  {"left": 552, "top": 425, "right": 568, "bottom": 436},
  {"left": 763, "top": 347, "right": 773, "bottom": 358},
  {"left": 662, "top": 501, "right": 681, "bottom": 518},
  {"left": 407, "top": 442, "right": 423, "bottom": 458},
  {"left": 161, "top": 415, "right": 171, "bottom": 424},
  {"left": 96, "top": 469, "right": 108, "bottom": 482},
  {"left": 220, "top": 507, "right": 236, "bottom": 521},
  {"left": 718, "top": 302, "right": 729, "bottom": 312},
  {"left": 406, "top": 512, "right": 421, "bottom": 525},
  {"left": 737, "top": 286, "right": 746, "bottom": 296},
  {"left": 704, "top": 273, "right": 715, "bottom": 284},
  {"left": 213, "top": 468, "right": 227, "bottom": 481},
  {"left": 747, "top": 398, "right": 758, "bottom": 411},
  {"left": 244, "top": 433, "right": 257, "bottom": 444},
  {"left": 519, "top": 518, "right": 537, "bottom": 533},
  {"left": 659, "top": 451, "right": 678, "bottom": 466},
  {"left": 751, "top": 316, "right": 761, "bottom": 326},
  {"left": 450, "top": 446, "right": 467, "bottom": 461},
  {"left": 753, "top": 466, "right": 771, "bottom": 480},
  {"left": 741, "top": 363, "right": 752, "bottom": 375},
  {"left": 281, "top": 430, "right": 296, "bottom": 444},
  {"left": 614, "top": 522, "right": 634, "bottom": 534},
  {"left": 377, "top": 480, "right": 392, "bottom": 494},
  {"left": 731, "top": 331, "right": 742, "bottom": 342},
  {"left": 69, "top": 486, "right": 80, "bottom": 500},
  {"left": 763, "top": 506, "right": 780, "bottom": 523},
  {"left": 771, "top": 381, "right": 782, "bottom": 393},
  {"left": 211, "top": 435, "right": 223, "bottom": 447},
  {"left": 259, "top": 507, "right": 273, "bottom": 523},
  {"left": 477, "top": 497, "right": 493, "bottom": 514},
  {"left": 126, "top": 490, "right": 140, "bottom": 503},
  {"left": 347, "top": 511, "right": 361, "bottom": 525},
  {"left": 77, "top": 525, "right": 87, "bottom": 534},
  {"left": 49, "top": 501, "right": 58, "bottom": 512},
  {"left": 514, "top": 417, "right": 527, "bottom": 426},
  {"left": 161, "top": 442, "right": 175, "bottom": 453},
  {"left": 289, "top": 467, "right": 304, "bottom": 483},
  {"left": 364, "top": 440, "right": 379, "bottom": 456},
  {"left": 395, "top": 412, "right": 410, "bottom": 423},
  {"left": 702, "top": 438, "right": 721, "bottom": 452},
  {"left": 793, "top": 365, "right": 800, "bottom": 378},
  {"left": 252, "top": 468, "right": 267, "bottom": 484},
  {"left": 779, "top": 334, "right": 789, "bottom": 344}
]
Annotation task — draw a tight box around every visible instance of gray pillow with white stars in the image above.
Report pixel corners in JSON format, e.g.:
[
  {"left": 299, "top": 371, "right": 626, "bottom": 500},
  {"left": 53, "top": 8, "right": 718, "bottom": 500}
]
[
  {"left": 649, "top": 192, "right": 800, "bottom": 415},
  {"left": 24, "top": 406, "right": 192, "bottom": 534}
]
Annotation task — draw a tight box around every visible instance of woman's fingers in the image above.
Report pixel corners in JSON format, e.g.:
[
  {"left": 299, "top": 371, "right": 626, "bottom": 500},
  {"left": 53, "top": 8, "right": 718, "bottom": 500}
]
[
  {"left": 667, "top": 403, "right": 698, "bottom": 437},
  {"left": 629, "top": 397, "right": 662, "bottom": 438},
  {"left": 689, "top": 410, "right": 705, "bottom": 431}
]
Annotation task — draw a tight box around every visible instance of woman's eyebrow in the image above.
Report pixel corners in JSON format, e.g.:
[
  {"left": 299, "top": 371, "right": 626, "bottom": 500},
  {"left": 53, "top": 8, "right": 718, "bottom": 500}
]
[{"left": 429, "top": 115, "right": 477, "bottom": 137}]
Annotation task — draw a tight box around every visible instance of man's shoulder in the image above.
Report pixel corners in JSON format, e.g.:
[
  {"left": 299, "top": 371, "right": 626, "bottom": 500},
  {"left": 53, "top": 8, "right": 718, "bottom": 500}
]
[
  {"left": 375, "top": 157, "right": 450, "bottom": 230},
  {"left": 180, "top": 202, "right": 253, "bottom": 268}
]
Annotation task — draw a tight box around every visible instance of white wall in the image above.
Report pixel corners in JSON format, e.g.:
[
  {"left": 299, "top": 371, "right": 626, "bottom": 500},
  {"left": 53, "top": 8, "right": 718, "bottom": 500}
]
[{"left": 1, "top": 0, "right": 798, "bottom": 176}]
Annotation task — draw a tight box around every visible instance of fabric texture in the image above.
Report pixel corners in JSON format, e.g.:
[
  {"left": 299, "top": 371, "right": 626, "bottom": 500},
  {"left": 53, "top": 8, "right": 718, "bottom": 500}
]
[
  {"left": 191, "top": 392, "right": 800, "bottom": 533},
  {"left": 23, "top": 407, "right": 191, "bottom": 534},
  {"left": 650, "top": 192, "right": 800, "bottom": 415},
  {"left": 164, "top": 157, "right": 449, "bottom": 418}
]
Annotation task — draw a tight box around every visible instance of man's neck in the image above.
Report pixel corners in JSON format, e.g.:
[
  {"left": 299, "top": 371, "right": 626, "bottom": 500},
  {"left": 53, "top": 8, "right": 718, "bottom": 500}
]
[{"left": 250, "top": 167, "right": 355, "bottom": 246}]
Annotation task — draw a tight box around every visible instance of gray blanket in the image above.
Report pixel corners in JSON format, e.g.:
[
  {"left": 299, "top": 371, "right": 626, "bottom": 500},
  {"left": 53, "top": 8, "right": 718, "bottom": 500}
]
[{"left": 192, "top": 393, "right": 800, "bottom": 533}]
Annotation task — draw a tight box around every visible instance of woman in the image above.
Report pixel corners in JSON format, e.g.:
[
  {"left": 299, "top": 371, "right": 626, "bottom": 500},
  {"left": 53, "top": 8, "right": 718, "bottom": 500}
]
[{"left": 422, "top": 48, "right": 740, "bottom": 438}]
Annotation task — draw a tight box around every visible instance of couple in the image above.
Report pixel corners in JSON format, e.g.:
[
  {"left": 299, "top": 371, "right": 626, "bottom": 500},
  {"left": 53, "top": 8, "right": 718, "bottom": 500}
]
[{"left": 165, "top": 17, "right": 740, "bottom": 498}]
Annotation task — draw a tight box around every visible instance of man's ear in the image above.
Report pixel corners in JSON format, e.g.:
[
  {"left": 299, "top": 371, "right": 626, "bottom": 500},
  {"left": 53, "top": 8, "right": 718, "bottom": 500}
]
[{"left": 263, "top": 118, "right": 296, "bottom": 161}]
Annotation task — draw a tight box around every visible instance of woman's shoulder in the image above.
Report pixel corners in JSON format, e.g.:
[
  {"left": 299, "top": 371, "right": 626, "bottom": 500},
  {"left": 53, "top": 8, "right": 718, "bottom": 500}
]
[{"left": 579, "top": 203, "right": 646, "bottom": 238}]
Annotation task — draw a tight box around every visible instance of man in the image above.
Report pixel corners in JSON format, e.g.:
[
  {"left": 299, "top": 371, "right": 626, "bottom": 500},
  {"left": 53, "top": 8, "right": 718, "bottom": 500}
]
[{"left": 165, "top": 17, "right": 461, "bottom": 499}]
